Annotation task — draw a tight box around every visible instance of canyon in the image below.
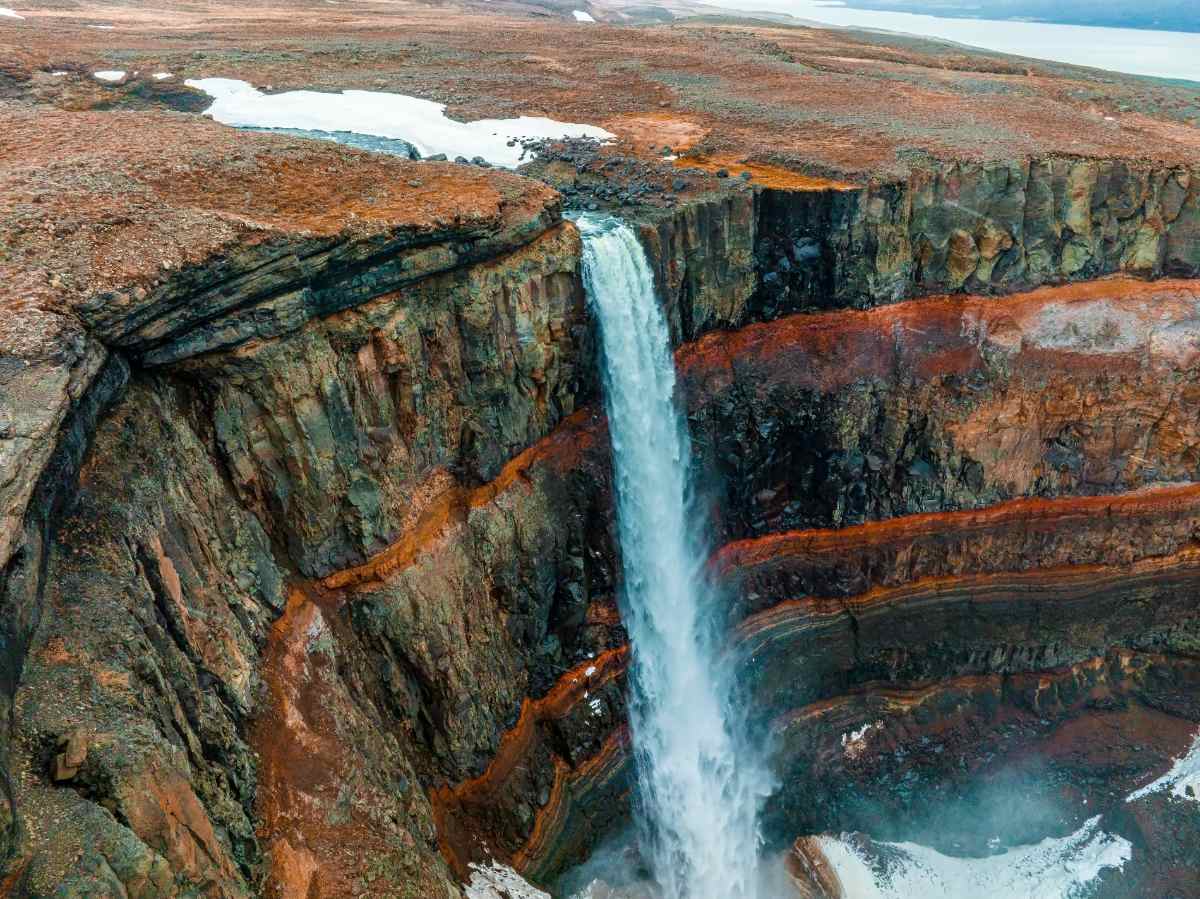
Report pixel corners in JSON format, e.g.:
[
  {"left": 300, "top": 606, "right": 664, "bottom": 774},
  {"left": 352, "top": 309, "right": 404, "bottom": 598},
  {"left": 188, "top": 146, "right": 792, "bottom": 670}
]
[{"left": 4, "top": 1, "right": 1200, "bottom": 896}]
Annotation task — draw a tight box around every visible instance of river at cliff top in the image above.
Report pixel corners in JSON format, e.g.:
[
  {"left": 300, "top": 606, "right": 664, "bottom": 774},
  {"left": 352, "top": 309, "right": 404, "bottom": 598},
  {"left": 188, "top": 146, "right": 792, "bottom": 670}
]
[
  {"left": 185, "top": 77, "right": 613, "bottom": 168},
  {"left": 709, "top": 0, "right": 1200, "bottom": 83}
]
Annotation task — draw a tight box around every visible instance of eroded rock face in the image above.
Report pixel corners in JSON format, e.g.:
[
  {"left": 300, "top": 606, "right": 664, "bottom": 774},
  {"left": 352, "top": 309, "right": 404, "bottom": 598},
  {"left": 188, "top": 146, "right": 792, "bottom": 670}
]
[
  {"left": 417, "top": 279, "right": 1200, "bottom": 892},
  {"left": 7, "top": 97, "right": 1200, "bottom": 899},
  {"left": 180, "top": 223, "right": 591, "bottom": 576},
  {"left": 0, "top": 108, "right": 593, "bottom": 897},
  {"left": 626, "top": 157, "right": 1200, "bottom": 350},
  {"left": 680, "top": 283, "right": 1200, "bottom": 895},
  {"left": 753, "top": 159, "right": 1200, "bottom": 315},
  {"left": 8, "top": 379, "right": 283, "bottom": 897},
  {"left": 680, "top": 279, "right": 1200, "bottom": 543}
]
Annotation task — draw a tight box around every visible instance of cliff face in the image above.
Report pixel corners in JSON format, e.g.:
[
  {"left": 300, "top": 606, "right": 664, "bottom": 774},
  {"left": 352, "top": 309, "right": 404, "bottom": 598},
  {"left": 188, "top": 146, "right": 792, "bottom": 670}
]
[
  {"left": 426, "top": 278, "right": 1200, "bottom": 891},
  {"left": 637, "top": 156, "right": 1200, "bottom": 342},
  {"left": 177, "top": 223, "right": 589, "bottom": 577},
  {"left": 0, "top": 109, "right": 596, "bottom": 898},
  {"left": 6, "top": 95, "right": 1200, "bottom": 899},
  {"left": 756, "top": 158, "right": 1200, "bottom": 311}
]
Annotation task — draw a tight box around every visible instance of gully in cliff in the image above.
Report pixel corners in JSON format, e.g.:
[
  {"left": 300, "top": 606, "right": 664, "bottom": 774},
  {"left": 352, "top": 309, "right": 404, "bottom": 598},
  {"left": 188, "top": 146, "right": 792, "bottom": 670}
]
[{"left": 572, "top": 214, "right": 774, "bottom": 898}]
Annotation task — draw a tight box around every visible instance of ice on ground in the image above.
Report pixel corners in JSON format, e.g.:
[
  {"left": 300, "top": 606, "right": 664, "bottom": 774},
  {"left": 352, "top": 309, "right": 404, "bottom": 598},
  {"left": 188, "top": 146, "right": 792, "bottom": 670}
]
[
  {"left": 573, "top": 10, "right": 596, "bottom": 22},
  {"left": 840, "top": 720, "right": 881, "bottom": 760},
  {"left": 465, "top": 862, "right": 551, "bottom": 899},
  {"left": 816, "top": 816, "right": 1130, "bottom": 899},
  {"left": 0, "top": 7, "right": 23, "bottom": 19},
  {"left": 184, "top": 77, "right": 613, "bottom": 169},
  {"left": 154, "top": 72, "right": 174, "bottom": 80},
  {"left": 93, "top": 70, "right": 126, "bottom": 82},
  {"left": 1127, "top": 729, "right": 1200, "bottom": 804}
]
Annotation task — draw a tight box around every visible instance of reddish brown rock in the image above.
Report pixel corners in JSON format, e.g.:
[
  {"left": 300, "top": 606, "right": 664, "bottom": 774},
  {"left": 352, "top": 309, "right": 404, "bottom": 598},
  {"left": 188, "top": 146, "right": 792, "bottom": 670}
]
[{"left": 680, "top": 279, "right": 1200, "bottom": 542}]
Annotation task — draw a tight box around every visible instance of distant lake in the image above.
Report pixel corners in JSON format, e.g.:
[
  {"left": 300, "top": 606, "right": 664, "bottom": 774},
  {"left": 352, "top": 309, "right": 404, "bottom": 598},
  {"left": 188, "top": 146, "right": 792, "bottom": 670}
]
[{"left": 711, "top": 0, "right": 1200, "bottom": 83}]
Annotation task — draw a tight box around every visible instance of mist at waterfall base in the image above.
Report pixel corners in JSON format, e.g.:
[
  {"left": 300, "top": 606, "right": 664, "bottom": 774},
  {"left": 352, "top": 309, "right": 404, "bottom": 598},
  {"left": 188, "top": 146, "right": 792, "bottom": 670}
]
[{"left": 571, "top": 214, "right": 775, "bottom": 899}]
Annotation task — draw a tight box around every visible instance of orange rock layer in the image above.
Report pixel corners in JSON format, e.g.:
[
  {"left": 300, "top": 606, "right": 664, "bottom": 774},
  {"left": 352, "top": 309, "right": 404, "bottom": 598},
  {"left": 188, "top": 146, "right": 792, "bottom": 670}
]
[
  {"left": 713, "top": 482, "right": 1200, "bottom": 621},
  {"left": 322, "top": 408, "right": 602, "bottom": 591},
  {"left": 430, "top": 647, "right": 629, "bottom": 879}
]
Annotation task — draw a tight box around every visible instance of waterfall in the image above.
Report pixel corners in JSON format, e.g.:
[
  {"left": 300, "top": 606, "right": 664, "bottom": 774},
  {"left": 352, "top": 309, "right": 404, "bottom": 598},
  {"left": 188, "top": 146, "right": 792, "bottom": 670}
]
[{"left": 577, "top": 214, "right": 772, "bottom": 899}]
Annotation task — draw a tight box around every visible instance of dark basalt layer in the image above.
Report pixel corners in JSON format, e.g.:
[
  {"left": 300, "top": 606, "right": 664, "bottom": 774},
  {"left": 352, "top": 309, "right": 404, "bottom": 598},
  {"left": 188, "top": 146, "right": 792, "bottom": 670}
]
[
  {"left": 751, "top": 158, "right": 1200, "bottom": 317},
  {"left": 679, "top": 279, "right": 1200, "bottom": 543},
  {"left": 626, "top": 156, "right": 1200, "bottom": 348}
]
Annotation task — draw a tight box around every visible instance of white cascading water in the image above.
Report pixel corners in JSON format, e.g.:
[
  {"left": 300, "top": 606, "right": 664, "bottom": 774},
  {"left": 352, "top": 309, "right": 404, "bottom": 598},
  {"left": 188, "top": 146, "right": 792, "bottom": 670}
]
[{"left": 577, "top": 214, "right": 772, "bottom": 899}]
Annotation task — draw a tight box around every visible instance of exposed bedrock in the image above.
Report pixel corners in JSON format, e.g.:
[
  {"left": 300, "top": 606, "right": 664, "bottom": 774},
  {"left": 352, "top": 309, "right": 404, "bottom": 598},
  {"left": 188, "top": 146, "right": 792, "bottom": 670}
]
[
  {"left": 176, "top": 222, "right": 591, "bottom": 578},
  {"left": 632, "top": 157, "right": 1200, "bottom": 347},
  {"left": 5, "top": 377, "right": 286, "bottom": 897},
  {"left": 754, "top": 158, "right": 1200, "bottom": 313},
  {"left": 635, "top": 189, "right": 758, "bottom": 344},
  {"left": 419, "top": 278, "right": 1200, "bottom": 889},
  {"left": 729, "top": 504, "right": 1200, "bottom": 761},
  {"left": 0, "top": 113, "right": 602, "bottom": 896},
  {"left": 679, "top": 278, "right": 1200, "bottom": 543},
  {"left": 314, "top": 410, "right": 628, "bottom": 882},
  {"left": 451, "top": 484, "right": 1200, "bottom": 885}
]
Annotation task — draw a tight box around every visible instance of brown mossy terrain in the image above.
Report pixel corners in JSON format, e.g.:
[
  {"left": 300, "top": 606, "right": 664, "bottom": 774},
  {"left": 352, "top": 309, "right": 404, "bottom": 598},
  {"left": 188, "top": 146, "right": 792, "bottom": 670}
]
[
  {"left": 4, "top": 1, "right": 1200, "bottom": 897},
  {"left": 6, "top": 0, "right": 1200, "bottom": 177}
]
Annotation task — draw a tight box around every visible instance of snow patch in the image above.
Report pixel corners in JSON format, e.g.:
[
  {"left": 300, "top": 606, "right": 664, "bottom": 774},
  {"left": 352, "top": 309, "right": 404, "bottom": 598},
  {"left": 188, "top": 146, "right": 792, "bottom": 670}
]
[
  {"left": 573, "top": 10, "right": 596, "bottom": 22},
  {"left": 1127, "top": 729, "right": 1200, "bottom": 804},
  {"left": 93, "top": 70, "right": 126, "bottom": 82},
  {"left": 841, "top": 720, "right": 881, "bottom": 760},
  {"left": 0, "top": 7, "right": 24, "bottom": 19},
  {"left": 465, "top": 862, "right": 551, "bottom": 899},
  {"left": 184, "top": 77, "right": 613, "bottom": 169},
  {"left": 49, "top": 71, "right": 69, "bottom": 77},
  {"left": 585, "top": 665, "right": 597, "bottom": 677},
  {"left": 815, "top": 817, "right": 1130, "bottom": 899},
  {"left": 87, "top": 24, "right": 115, "bottom": 29},
  {"left": 153, "top": 72, "right": 174, "bottom": 80}
]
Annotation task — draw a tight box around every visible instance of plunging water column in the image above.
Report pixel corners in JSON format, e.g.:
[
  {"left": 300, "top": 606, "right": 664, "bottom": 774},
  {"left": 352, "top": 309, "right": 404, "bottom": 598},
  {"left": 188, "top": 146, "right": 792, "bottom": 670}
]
[{"left": 577, "top": 215, "right": 772, "bottom": 899}]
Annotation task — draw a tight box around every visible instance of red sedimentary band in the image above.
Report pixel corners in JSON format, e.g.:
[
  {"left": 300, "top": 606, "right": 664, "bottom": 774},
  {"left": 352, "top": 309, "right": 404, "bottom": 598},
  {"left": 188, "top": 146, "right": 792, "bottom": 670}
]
[
  {"left": 711, "top": 482, "right": 1200, "bottom": 579},
  {"left": 322, "top": 407, "right": 602, "bottom": 591},
  {"left": 676, "top": 277, "right": 1200, "bottom": 393},
  {"left": 430, "top": 646, "right": 629, "bottom": 878},
  {"left": 737, "top": 543, "right": 1200, "bottom": 645},
  {"left": 514, "top": 726, "right": 632, "bottom": 877}
]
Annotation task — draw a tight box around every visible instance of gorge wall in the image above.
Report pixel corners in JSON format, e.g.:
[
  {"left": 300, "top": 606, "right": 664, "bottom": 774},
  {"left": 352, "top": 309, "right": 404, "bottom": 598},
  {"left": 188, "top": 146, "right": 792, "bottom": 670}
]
[{"left": 4, "top": 100, "right": 1200, "bottom": 899}]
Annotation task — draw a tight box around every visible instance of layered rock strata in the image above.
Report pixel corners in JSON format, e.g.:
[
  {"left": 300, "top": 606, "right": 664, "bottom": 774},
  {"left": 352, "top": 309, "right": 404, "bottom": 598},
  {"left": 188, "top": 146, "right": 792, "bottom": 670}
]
[
  {"left": 0, "top": 109, "right": 597, "bottom": 897},
  {"left": 7, "top": 93, "right": 1200, "bottom": 899},
  {"left": 425, "top": 278, "right": 1200, "bottom": 890}
]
